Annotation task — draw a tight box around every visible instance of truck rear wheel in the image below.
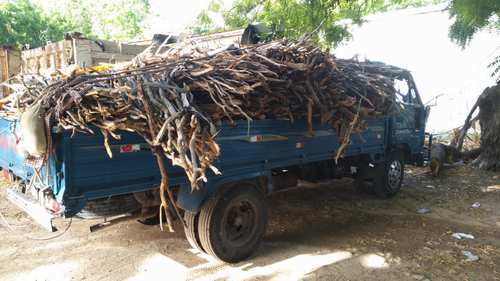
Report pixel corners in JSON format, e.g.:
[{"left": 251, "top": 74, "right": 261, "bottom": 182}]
[
  {"left": 198, "top": 185, "right": 267, "bottom": 263},
  {"left": 184, "top": 211, "right": 205, "bottom": 253},
  {"left": 374, "top": 151, "right": 405, "bottom": 198}
]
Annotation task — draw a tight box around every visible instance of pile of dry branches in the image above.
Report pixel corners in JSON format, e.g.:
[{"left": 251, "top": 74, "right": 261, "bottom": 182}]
[{"left": 1, "top": 38, "right": 404, "bottom": 192}]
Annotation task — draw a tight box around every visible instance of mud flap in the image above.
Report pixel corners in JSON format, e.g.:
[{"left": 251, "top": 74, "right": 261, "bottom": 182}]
[{"left": 177, "top": 186, "right": 207, "bottom": 213}]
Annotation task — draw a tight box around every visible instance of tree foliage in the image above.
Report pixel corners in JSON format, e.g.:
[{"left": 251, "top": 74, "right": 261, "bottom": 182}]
[
  {"left": 448, "top": 0, "right": 500, "bottom": 81},
  {"left": 40, "top": 0, "right": 151, "bottom": 41},
  {"left": 490, "top": 54, "right": 500, "bottom": 82},
  {"left": 0, "top": 0, "right": 74, "bottom": 48},
  {"left": 191, "top": 0, "right": 443, "bottom": 47},
  {"left": 0, "top": 0, "right": 150, "bottom": 49},
  {"left": 448, "top": 0, "right": 500, "bottom": 47}
]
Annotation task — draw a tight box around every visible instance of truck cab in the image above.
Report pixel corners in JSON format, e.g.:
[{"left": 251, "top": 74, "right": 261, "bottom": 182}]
[{"left": 392, "top": 70, "right": 429, "bottom": 165}]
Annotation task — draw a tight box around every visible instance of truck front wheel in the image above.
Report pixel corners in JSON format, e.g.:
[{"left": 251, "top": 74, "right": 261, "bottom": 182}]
[
  {"left": 198, "top": 185, "right": 268, "bottom": 263},
  {"left": 374, "top": 151, "right": 405, "bottom": 198}
]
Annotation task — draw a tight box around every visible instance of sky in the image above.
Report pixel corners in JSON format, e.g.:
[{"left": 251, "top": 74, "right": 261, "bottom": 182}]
[
  {"left": 145, "top": 0, "right": 232, "bottom": 36},
  {"left": 146, "top": 1, "right": 499, "bottom": 132}
]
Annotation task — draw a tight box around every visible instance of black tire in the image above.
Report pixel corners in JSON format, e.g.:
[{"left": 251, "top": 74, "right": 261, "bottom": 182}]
[
  {"left": 374, "top": 151, "right": 405, "bottom": 198},
  {"left": 198, "top": 185, "right": 268, "bottom": 263},
  {"left": 77, "top": 194, "right": 141, "bottom": 219},
  {"left": 184, "top": 211, "right": 205, "bottom": 253}
]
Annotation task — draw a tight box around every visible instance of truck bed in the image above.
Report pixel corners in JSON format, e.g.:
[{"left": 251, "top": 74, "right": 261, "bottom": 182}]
[{"left": 0, "top": 117, "right": 388, "bottom": 215}]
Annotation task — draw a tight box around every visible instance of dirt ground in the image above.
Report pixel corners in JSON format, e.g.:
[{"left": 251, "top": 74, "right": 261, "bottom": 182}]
[{"left": 0, "top": 165, "right": 499, "bottom": 281}]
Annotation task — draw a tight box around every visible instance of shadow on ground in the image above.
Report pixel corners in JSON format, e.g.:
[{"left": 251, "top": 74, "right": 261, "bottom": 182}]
[{"left": 1, "top": 165, "right": 499, "bottom": 281}]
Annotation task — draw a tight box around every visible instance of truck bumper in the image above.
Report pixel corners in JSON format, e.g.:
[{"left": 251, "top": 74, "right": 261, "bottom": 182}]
[{"left": 6, "top": 188, "right": 56, "bottom": 232}]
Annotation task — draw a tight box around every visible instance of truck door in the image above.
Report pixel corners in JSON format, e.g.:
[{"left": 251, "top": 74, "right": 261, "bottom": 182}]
[{"left": 392, "top": 76, "right": 426, "bottom": 156}]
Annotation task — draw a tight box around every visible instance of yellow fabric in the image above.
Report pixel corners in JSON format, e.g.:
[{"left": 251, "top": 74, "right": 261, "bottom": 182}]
[{"left": 73, "top": 65, "right": 113, "bottom": 76}]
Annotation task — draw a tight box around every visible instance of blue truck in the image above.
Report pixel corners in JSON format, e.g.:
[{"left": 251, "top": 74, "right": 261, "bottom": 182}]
[{"left": 0, "top": 69, "right": 429, "bottom": 263}]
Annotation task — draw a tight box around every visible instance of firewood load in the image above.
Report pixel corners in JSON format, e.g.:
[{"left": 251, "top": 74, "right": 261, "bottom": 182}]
[{"left": 0, "top": 38, "right": 403, "bottom": 205}]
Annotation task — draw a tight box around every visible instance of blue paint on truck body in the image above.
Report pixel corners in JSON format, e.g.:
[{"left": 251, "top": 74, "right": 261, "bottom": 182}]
[{"left": 0, "top": 109, "right": 426, "bottom": 215}]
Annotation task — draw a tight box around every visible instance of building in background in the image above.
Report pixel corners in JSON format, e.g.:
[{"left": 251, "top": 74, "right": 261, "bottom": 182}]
[
  {"left": 0, "top": 47, "right": 21, "bottom": 97},
  {"left": 21, "top": 36, "right": 149, "bottom": 75}
]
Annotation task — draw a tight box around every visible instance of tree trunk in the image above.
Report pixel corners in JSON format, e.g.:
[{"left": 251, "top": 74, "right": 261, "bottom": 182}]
[
  {"left": 454, "top": 100, "right": 479, "bottom": 152},
  {"left": 473, "top": 84, "right": 500, "bottom": 170}
]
